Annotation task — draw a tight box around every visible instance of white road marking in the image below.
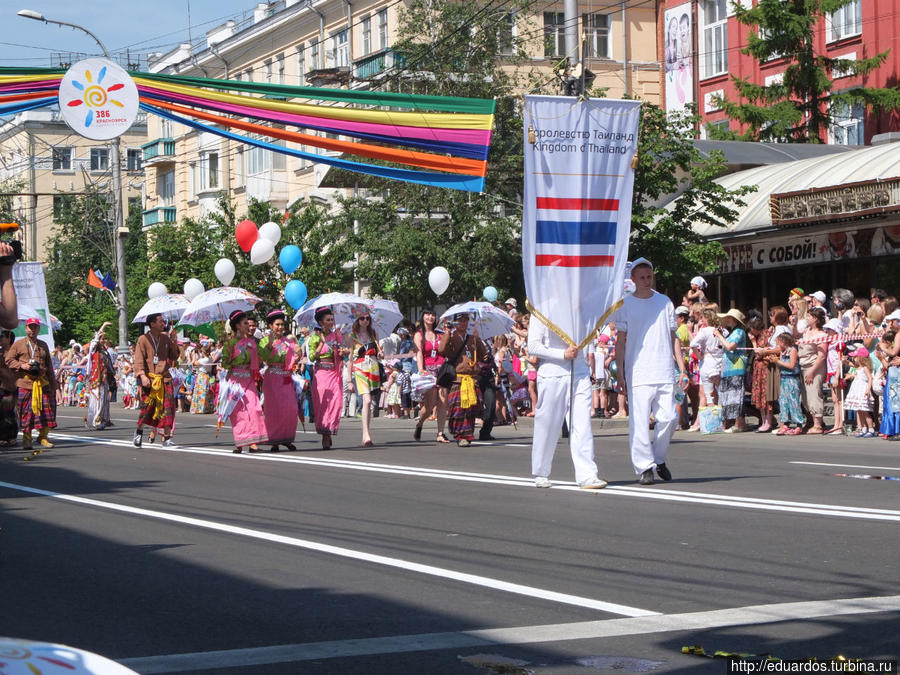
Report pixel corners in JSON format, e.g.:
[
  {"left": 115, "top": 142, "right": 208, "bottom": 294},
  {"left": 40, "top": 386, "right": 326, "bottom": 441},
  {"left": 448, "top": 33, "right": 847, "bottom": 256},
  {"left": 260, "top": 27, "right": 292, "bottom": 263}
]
[
  {"left": 0, "top": 479, "right": 656, "bottom": 619},
  {"left": 120, "top": 594, "right": 900, "bottom": 673},
  {"left": 47, "top": 432, "right": 900, "bottom": 522},
  {"left": 791, "top": 461, "right": 900, "bottom": 472}
]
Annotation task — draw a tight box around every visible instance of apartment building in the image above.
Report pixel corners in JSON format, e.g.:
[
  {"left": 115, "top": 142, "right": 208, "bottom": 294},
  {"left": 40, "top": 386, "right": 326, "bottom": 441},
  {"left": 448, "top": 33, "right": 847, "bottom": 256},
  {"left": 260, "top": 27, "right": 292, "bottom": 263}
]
[
  {"left": 141, "top": 0, "right": 660, "bottom": 227},
  {"left": 0, "top": 110, "right": 147, "bottom": 262},
  {"left": 662, "top": 0, "right": 900, "bottom": 144}
]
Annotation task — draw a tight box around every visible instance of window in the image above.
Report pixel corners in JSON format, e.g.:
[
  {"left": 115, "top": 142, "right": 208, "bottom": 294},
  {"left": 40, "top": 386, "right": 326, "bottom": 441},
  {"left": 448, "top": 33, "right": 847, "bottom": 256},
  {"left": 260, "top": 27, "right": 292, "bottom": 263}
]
[
  {"left": 158, "top": 170, "right": 175, "bottom": 205},
  {"left": 828, "top": 0, "right": 861, "bottom": 42},
  {"left": 159, "top": 118, "right": 173, "bottom": 138},
  {"left": 584, "top": 13, "right": 610, "bottom": 58},
  {"left": 263, "top": 60, "right": 272, "bottom": 83},
  {"left": 276, "top": 54, "right": 285, "bottom": 85},
  {"left": 126, "top": 148, "right": 142, "bottom": 172},
  {"left": 701, "top": 119, "right": 729, "bottom": 139},
  {"left": 331, "top": 29, "right": 349, "bottom": 67},
  {"left": 544, "top": 12, "right": 565, "bottom": 58},
  {"left": 310, "top": 40, "right": 320, "bottom": 70},
  {"left": 247, "top": 144, "right": 270, "bottom": 176},
  {"left": 188, "top": 161, "right": 195, "bottom": 197},
  {"left": 52, "top": 147, "right": 72, "bottom": 170},
  {"left": 296, "top": 45, "right": 306, "bottom": 86},
  {"left": 90, "top": 147, "right": 109, "bottom": 172},
  {"left": 128, "top": 196, "right": 142, "bottom": 216},
  {"left": 200, "top": 152, "right": 219, "bottom": 190},
  {"left": 377, "top": 9, "right": 388, "bottom": 50},
  {"left": 832, "top": 52, "right": 856, "bottom": 79},
  {"left": 700, "top": 0, "right": 728, "bottom": 78},
  {"left": 235, "top": 148, "right": 245, "bottom": 186},
  {"left": 831, "top": 100, "right": 864, "bottom": 145},
  {"left": 498, "top": 11, "right": 515, "bottom": 56},
  {"left": 361, "top": 16, "right": 372, "bottom": 55},
  {"left": 52, "top": 195, "right": 75, "bottom": 222}
]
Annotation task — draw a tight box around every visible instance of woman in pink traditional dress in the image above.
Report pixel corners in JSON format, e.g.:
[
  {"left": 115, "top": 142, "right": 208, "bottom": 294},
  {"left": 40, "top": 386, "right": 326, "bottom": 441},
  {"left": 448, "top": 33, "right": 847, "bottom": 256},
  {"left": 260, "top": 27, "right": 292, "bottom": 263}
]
[
  {"left": 307, "top": 307, "right": 348, "bottom": 449},
  {"left": 221, "top": 310, "right": 267, "bottom": 453},
  {"left": 349, "top": 312, "right": 382, "bottom": 447},
  {"left": 259, "top": 309, "right": 299, "bottom": 452}
]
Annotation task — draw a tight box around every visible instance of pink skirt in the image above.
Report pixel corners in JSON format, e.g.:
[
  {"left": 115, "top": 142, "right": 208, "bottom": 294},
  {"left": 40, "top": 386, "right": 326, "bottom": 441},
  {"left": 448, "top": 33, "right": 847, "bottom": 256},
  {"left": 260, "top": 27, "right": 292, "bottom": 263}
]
[
  {"left": 263, "top": 365, "right": 298, "bottom": 444},
  {"left": 229, "top": 370, "right": 268, "bottom": 447},
  {"left": 312, "top": 364, "right": 342, "bottom": 435}
]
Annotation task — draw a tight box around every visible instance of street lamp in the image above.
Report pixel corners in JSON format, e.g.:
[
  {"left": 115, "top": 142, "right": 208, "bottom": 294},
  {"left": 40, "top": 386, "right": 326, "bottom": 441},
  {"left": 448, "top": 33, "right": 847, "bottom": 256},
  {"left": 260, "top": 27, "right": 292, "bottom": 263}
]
[{"left": 19, "top": 8, "right": 130, "bottom": 353}]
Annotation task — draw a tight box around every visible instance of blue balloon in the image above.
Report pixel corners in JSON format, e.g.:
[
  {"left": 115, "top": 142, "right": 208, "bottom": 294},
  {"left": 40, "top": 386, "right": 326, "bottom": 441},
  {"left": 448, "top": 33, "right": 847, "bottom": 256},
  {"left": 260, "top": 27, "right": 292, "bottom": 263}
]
[
  {"left": 279, "top": 245, "right": 303, "bottom": 275},
  {"left": 483, "top": 286, "right": 498, "bottom": 302},
  {"left": 285, "top": 279, "right": 308, "bottom": 309}
]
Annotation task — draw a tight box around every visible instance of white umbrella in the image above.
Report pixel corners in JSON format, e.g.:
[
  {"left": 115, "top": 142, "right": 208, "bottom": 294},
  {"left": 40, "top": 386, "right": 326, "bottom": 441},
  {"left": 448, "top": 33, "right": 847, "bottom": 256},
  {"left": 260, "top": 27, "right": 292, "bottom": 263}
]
[
  {"left": 49, "top": 314, "right": 63, "bottom": 330},
  {"left": 368, "top": 298, "right": 404, "bottom": 338},
  {"left": 132, "top": 293, "right": 191, "bottom": 324},
  {"left": 440, "top": 301, "right": 515, "bottom": 339},
  {"left": 178, "top": 286, "right": 262, "bottom": 327},
  {"left": 294, "top": 292, "right": 370, "bottom": 329}
]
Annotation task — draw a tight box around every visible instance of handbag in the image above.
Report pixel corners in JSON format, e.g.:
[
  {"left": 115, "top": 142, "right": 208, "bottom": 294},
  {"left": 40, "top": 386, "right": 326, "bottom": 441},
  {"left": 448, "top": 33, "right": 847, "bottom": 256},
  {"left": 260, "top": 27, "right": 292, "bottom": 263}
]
[
  {"left": 435, "top": 337, "right": 469, "bottom": 389},
  {"left": 698, "top": 405, "right": 723, "bottom": 434}
]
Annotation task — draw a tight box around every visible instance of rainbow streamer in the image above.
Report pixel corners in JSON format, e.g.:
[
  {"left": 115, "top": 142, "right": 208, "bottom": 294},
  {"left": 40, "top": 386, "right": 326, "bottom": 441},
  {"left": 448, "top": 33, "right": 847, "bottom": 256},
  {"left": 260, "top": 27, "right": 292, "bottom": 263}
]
[{"left": 0, "top": 67, "right": 495, "bottom": 192}]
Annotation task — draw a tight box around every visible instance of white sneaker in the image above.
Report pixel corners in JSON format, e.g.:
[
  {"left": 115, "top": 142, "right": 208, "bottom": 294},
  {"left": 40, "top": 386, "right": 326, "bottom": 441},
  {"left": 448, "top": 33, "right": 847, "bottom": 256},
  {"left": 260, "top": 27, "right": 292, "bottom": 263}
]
[
  {"left": 534, "top": 476, "right": 552, "bottom": 488},
  {"left": 578, "top": 476, "right": 608, "bottom": 489},
  {"left": 161, "top": 439, "right": 176, "bottom": 448}
]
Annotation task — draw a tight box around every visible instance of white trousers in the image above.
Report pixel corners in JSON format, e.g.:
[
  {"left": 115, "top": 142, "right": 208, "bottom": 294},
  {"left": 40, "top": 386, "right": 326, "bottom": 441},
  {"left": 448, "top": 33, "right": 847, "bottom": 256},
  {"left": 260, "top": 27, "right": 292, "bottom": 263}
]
[
  {"left": 627, "top": 383, "right": 678, "bottom": 474},
  {"left": 531, "top": 372, "right": 598, "bottom": 483}
]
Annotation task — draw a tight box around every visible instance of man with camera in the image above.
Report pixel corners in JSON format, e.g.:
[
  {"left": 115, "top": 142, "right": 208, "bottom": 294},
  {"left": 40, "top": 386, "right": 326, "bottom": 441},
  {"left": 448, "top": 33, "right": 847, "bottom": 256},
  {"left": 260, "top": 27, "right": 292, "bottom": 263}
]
[{"left": 6, "top": 316, "right": 57, "bottom": 450}]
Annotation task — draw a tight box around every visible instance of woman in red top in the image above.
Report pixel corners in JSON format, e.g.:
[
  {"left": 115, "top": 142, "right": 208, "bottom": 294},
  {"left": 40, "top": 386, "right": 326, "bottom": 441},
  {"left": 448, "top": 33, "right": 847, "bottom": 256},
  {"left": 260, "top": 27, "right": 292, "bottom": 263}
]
[{"left": 414, "top": 309, "right": 449, "bottom": 443}]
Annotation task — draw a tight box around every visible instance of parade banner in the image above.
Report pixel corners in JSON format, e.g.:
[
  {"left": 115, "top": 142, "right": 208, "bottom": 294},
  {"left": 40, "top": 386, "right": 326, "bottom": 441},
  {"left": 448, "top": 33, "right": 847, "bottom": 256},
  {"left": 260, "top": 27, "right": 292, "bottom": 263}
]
[
  {"left": 522, "top": 96, "right": 641, "bottom": 348},
  {"left": 12, "top": 261, "right": 54, "bottom": 350}
]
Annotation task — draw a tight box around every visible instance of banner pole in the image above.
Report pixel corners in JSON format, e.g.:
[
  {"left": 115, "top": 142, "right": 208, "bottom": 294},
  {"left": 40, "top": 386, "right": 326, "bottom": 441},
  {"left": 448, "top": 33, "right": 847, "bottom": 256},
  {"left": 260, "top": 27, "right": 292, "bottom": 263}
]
[{"left": 568, "top": 359, "right": 575, "bottom": 456}]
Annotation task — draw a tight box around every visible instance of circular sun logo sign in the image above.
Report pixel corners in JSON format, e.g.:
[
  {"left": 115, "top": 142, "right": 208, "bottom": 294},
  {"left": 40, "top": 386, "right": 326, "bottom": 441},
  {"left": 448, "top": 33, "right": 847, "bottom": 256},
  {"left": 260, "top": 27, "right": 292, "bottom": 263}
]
[{"left": 58, "top": 58, "right": 139, "bottom": 141}]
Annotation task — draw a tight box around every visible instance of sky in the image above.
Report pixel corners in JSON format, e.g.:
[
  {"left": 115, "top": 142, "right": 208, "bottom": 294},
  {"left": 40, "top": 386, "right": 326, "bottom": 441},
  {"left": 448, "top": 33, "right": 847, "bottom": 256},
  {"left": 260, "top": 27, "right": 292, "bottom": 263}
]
[{"left": 0, "top": 0, "right": 260, "bottom": 67}]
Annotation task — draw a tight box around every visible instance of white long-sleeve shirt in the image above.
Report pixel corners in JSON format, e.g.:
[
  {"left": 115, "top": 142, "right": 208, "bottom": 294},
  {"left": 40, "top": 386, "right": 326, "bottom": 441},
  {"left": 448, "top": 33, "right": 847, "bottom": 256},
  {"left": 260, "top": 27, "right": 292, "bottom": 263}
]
[{"left": 527, "top": 318, "right": 590, "bottom": 378}]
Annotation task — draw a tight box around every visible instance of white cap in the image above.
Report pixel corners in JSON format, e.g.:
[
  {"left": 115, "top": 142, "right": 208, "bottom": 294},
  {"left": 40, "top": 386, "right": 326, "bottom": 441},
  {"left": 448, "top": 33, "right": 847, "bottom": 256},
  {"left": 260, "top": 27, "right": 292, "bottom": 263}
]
[
  {"left": 675, "top": 305, "right": 690, "bottom": 316},
  {"left": 886, "top": 310, "right": 900, "bottom": 322},
  {"left": 630, "top": 257, "right": 653, "bottom": 273},
  {"left": 824, "top": 318, "right": 843, "bottom": 333},
  {"left": 811, "top": 290, "right": 827, "bottom": 304},
  {"left": 690, "top": 276, "right": 707, "bottom": 289}
]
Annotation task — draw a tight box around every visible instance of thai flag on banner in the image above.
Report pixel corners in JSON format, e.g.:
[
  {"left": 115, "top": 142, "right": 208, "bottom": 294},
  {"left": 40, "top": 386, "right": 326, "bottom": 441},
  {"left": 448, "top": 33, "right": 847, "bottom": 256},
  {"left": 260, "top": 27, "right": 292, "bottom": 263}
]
[
  {"left": 522, "top": 96, "right": 642, "bottom": 347},
  {"left": 535, "top": 197, "right": 618, "bottom": 268}
]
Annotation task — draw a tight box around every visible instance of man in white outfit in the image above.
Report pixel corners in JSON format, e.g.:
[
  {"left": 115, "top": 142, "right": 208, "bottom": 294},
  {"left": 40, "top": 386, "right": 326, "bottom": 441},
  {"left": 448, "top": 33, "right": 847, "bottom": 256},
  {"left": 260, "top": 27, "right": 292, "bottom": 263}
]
[
  {"left": 614, "top": 258, "right": 685, "bottom": 485},
  {"left": 529, "top": 316, "right": 607, "bottom": 489}
]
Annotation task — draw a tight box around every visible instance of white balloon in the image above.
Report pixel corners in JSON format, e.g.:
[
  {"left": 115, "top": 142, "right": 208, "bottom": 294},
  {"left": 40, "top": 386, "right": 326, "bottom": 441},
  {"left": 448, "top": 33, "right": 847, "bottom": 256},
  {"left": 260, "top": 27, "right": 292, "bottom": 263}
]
[
  {"left": 214, "top": 258, "right": 235, "bottom": 286},
  {"left": 250, "top": 238, "right": 275, "bottom": 265},
  {"left": 147, "top": 282, "right": 167, "bottom": 299},
  {"left": 428, "top": 266, "right": 450, "bottom": 296},
  {"left": 183, "top": 278, "right": 205, "bottom": 300},
  {"left": 259, "top": 221, "right": 282, "bottom": 244}
]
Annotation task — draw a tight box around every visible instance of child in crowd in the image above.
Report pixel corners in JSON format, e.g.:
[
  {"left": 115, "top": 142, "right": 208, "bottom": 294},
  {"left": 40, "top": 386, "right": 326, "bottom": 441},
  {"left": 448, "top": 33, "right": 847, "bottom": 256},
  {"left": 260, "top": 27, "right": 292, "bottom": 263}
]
[
  {"left": 383, "top": 363, "right": 401, "bottom": 418},
  {"left": 772, "top": 332, "right": 804, "bottom": 435},
  {"left": 845, "top": 346, "right": 875, "bottom": 437}
]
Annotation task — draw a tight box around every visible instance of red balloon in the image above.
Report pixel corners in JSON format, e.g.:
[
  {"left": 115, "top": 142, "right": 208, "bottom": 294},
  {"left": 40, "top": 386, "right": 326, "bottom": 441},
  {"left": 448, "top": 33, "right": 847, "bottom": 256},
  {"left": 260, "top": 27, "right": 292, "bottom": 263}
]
[{"left": 235, "top": 219, "right": 258, "bottom": 252}]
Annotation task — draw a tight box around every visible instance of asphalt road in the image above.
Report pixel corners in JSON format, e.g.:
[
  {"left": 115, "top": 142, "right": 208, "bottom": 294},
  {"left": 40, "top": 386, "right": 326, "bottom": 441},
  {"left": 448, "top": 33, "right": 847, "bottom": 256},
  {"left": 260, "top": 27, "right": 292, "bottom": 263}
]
[{"left": 2, "top": 405, "right": 899, "bottom": 674}]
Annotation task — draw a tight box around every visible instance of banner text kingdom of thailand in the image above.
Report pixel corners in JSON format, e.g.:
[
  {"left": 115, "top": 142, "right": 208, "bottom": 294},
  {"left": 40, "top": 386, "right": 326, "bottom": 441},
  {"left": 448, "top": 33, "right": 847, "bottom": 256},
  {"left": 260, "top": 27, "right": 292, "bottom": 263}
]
[{"left": 522, "top": 96, "right": 641, "bottom": 347}]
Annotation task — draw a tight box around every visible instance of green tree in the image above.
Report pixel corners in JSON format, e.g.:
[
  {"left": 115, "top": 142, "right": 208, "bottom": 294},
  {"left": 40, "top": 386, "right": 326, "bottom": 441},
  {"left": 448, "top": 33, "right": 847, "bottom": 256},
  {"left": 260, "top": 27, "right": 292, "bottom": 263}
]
[
  {"left": 630, "top": 104, "right": 756, "bottom": 294},
  {"left": 711, "top": 0, "right": 900, "bottom": 142}
]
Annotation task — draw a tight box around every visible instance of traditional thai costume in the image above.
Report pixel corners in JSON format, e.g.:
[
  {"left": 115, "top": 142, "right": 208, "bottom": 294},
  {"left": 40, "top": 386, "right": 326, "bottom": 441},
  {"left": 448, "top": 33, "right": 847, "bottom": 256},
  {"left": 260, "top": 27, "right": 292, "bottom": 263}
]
[
  {"left": 308, "top": 330, "right": 343, "bottom": 437},
  {"left": 260, "top": 334, "right": 299, "bottom": 448},
  {"left": 222, "top": 336, "right": 268, "bottom": 448}
]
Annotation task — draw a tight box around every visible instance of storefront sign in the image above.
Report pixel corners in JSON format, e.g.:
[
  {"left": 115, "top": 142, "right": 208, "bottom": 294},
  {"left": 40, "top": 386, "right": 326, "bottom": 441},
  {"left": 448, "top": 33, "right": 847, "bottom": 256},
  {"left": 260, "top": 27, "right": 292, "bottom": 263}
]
[
  {"left": 721, "top": 223, "right": 900, "bottom": 272},
  {"left": 771, "top": 178, "right": 900, "bottom": 227}
]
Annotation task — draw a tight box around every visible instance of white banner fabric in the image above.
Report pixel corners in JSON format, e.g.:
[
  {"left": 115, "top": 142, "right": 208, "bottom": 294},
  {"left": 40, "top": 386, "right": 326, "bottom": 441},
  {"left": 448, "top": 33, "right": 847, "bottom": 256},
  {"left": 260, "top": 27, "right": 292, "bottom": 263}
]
[
  {"left": 522, "top": 96, "right": 641, "bottom": 346},
  {"left": 13, "top": 262, "right": 55, "bottom": 349}
]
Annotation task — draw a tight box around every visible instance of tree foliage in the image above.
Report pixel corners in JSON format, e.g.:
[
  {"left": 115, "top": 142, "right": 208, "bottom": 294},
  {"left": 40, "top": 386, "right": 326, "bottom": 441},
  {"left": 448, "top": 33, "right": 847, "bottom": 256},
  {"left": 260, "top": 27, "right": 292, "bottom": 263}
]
[
  {"left": 630, "top": 104, "right": 756, "bottom": 293},
  {"left": 711, "top": 0, "right": 900, "bottom": 142}
]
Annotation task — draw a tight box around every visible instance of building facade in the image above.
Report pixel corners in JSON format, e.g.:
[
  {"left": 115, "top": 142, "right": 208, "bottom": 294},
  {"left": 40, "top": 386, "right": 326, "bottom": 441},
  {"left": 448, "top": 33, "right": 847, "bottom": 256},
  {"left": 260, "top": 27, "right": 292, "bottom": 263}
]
[
  {"left": 661, "top": 0, "right": 900, "bottom": 145},
  {"left": 0, "top": 110, "right": 147, "bottom": 262},
  {"left": 141, "top": 0, "right": 661, "bottom": 227}
]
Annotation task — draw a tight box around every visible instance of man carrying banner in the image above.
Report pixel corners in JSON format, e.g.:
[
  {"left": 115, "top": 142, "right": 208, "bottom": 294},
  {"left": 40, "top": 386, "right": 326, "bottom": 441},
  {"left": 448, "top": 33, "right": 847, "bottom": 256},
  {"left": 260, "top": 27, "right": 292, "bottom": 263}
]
[
  {"left": 529, "top": 317, "right": 607, "bottom": 489},
  {"left": 614, "top": 259, "right": 684, "bottom": 485}
]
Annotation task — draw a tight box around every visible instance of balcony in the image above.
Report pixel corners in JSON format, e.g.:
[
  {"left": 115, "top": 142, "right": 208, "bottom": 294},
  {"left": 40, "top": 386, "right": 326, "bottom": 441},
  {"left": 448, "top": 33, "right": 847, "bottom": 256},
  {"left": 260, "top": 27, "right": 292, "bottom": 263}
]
[
  {"left": 304, "top": 66, "right": 350, "bottom": 87},
  {"left": 142, "top": 206, "right": 176, "bottom": 229},
  {"left": 142, "top": 138, "right": 176, "bottom": 166},
  {"left": 353, "top": 49, "right": 403, "bottom": 81}
]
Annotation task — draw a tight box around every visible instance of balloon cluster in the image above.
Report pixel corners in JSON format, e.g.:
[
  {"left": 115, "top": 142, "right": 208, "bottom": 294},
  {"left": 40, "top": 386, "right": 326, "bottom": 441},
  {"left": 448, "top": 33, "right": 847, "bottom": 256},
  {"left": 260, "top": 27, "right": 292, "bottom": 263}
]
[{"left": 235, "top": 219, "right": 307, "bottom": 309}]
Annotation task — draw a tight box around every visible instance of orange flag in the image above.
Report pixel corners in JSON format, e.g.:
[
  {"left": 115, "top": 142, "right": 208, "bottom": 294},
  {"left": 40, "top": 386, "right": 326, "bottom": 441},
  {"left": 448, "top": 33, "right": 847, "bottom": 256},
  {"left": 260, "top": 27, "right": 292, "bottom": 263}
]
[{"left": 87, "top": 269, "right": 103, "bottom": 289}]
